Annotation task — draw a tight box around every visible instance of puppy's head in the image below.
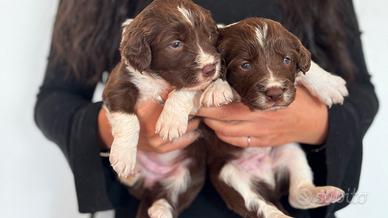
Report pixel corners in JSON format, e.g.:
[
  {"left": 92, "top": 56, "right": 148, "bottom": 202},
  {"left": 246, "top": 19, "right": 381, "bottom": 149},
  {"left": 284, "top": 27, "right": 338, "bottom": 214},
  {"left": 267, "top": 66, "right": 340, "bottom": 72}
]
[
  {"left": 120, "top": 0, "right": 220, "bottom": 90},
  {"left": 218, "top": 18, "right": 311, "bottom": 110}
]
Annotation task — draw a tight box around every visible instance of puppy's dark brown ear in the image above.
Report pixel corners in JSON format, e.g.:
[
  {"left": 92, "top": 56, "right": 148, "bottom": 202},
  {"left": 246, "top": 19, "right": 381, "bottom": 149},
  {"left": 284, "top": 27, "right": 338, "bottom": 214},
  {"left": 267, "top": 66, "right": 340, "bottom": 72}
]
[
  {"left": 216, "top": 28, "right": 229, "bottom": 80},
  {"left": 297, "top": 43, "right": 311, "bottom": 73},
  {"left": 217, "top": 42, "right": 228, "bottom": 80},
  {"left": 120, "top": 23, "right": 151, "bottom": 72}
]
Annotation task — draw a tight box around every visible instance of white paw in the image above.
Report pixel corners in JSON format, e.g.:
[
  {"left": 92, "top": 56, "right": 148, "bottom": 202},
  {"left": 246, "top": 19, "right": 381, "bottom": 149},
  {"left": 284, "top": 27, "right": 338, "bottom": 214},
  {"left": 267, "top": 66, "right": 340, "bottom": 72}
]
[
  {"left": 148, "top": 199, "right": 173, "bottom": 218},
  {"left": 297, "top": 63, "right": 348, "bottom": 107},
  {"left": 248, "top": 198, "right": 292, "bottom": 218},
  {"left": 266, "top": 209, "right": 293, "bottom": 218},
  {"left": 289, "top": 185, "right": 344, "bottom": 209},
  {"left": 156, "top": 110, "right": 188, "bottom": 141},
  {"left": 109, "top": 141, "right": 137, "bottom": 178},
  {"left": 200, "top": 79, "right": 234, "bottom": 107}
]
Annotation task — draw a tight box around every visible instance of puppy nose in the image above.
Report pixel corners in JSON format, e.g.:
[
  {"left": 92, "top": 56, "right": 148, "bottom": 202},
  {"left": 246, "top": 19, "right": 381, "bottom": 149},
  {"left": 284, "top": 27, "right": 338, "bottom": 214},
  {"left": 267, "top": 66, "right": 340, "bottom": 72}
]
[
  {"left": 265, "top": 87, "right": 284, "bottom": 101},
  {"left": 202, "top": 64, "right": 216, "bottom": 77}
]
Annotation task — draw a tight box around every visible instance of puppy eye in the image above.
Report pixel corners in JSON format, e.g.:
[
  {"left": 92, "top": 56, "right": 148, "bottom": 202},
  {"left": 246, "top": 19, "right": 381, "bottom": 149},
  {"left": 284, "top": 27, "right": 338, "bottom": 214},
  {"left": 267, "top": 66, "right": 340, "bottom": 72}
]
[
  {"left": 169, "top": 40, "right": 183, "bottom": 49},
  {"left": 282, "top": 56, "right": 292, "bottom": 65},
  {"left": 240, "top": 62, "right": 252, "bottom": 71}
]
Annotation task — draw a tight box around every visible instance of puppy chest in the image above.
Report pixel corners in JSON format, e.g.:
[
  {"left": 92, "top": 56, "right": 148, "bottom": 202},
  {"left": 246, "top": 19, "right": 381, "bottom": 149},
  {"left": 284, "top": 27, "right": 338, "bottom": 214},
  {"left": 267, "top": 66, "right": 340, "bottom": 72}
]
[
  {"left": 137, "top": 150, "right": 192, "bottom": 188},
  {"left": 231, "top": 147, "right": 273, "bottom": 176}
]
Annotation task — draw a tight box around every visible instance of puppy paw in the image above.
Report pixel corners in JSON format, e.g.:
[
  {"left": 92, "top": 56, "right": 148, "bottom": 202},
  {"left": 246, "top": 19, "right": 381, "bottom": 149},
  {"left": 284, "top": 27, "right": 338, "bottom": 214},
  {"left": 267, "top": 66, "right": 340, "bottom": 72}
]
[
  {"left": 248, "top": 199, "right": 292, "bottom": 218},
  {"left": 148, "top": 199, "right": 173, "bottom": 218},
  {"left": 201, "top": 79, "right": 234, "bottom": 107},
  {"left": 296, "top": 63, "right": 348, "bottom": 107},
  {"left": 109, "top": 142, "right": 138, "bottom": 178},
  {"left": 156, "top": 110, "right": 188, "bottom": 141},
  {"left": 267, "top": 210, "right": 293, "bottom": 218},
  {"left": 289, "top": 184, "right": 344, "bottom": 209}
]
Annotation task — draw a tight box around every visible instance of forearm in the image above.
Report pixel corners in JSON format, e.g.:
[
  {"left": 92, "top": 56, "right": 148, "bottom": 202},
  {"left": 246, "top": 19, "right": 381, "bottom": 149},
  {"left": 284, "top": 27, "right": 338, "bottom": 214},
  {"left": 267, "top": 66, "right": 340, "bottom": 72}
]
[
  {"left": 98, "top": 107, "right": 113, "bottom": 149},
  {"left": 292, "top": 87, "right": 329, "bottom": 145}
]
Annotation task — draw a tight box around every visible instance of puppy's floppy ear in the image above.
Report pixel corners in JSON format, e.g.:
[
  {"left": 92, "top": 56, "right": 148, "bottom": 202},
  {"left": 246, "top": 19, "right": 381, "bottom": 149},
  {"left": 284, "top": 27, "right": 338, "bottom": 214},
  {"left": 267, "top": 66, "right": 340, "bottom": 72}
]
[
  {"left": 120, "top": 21, "right": 151, "bottom": 72},
  {"left": 216, "top": 35, "right": 228, "bottom": 81},
  {"left": 297, "top": 42, "right": 311, "bottom": 74}
]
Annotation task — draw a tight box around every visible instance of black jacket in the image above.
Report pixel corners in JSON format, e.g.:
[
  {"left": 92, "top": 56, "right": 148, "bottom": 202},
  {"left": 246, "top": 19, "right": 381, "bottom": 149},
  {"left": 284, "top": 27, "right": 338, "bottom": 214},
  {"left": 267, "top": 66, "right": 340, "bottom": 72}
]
[{"left": 34, "top": 0, "right": 378, "bottom": 217}]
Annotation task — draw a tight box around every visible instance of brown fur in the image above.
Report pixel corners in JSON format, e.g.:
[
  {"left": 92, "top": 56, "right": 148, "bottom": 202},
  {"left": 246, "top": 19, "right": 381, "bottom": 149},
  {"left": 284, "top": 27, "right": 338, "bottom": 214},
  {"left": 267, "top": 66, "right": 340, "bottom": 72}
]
[
  {"left": 218, "top": 18, "right": 311, "bottom": 110},
  {"left": 206, "top": 18, "right": 313, "bottom": 218},
  {"left": 102, "top": 1, "right": 219, "bottom": 217}
]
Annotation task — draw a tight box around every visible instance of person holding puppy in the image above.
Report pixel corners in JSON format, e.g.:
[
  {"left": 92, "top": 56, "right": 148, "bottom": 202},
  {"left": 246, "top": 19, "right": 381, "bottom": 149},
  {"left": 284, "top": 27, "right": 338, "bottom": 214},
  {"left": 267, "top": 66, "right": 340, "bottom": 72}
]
[{"left": 34, "top": 0, "right": 378, "bottom": 217}]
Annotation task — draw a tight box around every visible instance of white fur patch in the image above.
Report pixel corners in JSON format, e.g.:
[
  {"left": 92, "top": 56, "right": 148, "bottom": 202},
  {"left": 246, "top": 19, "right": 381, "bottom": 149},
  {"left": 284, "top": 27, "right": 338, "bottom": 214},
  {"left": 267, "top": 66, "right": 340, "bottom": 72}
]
[
  {"left": 156, "top": 90, "right": 197, "bottom": 141},
  {"left": 121, "top": 19, "right": 134, "bottom": 42},
  {"left": 127, "top": 65, "right": 169, "bottom": 102},
  {"left": 148, "top": 199, "right": 173, "bottom": 218},
  {"left": 295, "top": 61, "right": 348, "bottom": 107},
  {"left": 196, "top": 44, "right": 216, "bottom": 68},
  {"left": 106, "top": 110, "right": 140, "bottom": 177},
  {"left": 272, "top": 143, "right": 313, "bottom": 193},
  {"left": 162, "top": 163, "right": 192, "bottom": 203},
  {"left": 200, "top": 78, "right": 234, "bottom": 107},
  {"left": 272, "top": 143, "right": 344, "bottom": 209},
  {"left": 195, "top": 44, "right": 219, "bottom": 84},
  {"left": 177, "top": 6, "right": 193, "bottom": 26},
  {"left": 122, "top": 18, "right": 134, "bottom": 27},
  {"left": 266, "top": 67, "right": 282, "bottom": 88},
  {"left": 219, "top": 163, "right": 287, "bottom": 217},
  {"left": 255, "top": 23, "right": 268, "bottom": 48},
  {"left": 217, "top": 22, "right": 240, "bottom": 29}
]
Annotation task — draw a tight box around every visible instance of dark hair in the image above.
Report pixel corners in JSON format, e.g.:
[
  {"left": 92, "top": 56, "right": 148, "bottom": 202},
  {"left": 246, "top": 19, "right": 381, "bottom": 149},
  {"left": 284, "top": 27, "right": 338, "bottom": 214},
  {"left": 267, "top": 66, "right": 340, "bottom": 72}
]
[
  {"left": 51, "top": 0, "right": 136, "bottom": 83},
  {"left": 280, "top": 0, "right": 358, "bottom": 80},
  {"left": 50, "top": 0, "right": 357, "bottom": 83}
]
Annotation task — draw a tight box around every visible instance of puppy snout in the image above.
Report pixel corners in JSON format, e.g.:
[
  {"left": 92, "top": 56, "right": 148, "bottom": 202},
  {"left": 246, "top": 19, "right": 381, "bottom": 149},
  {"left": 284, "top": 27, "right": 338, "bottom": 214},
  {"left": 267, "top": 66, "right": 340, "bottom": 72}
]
[
  {"left": 201, "top": 64, "right": 216, "bottom": 78},
  {"left": 265, "top": 87, "right": 284, "bottom": 101}
]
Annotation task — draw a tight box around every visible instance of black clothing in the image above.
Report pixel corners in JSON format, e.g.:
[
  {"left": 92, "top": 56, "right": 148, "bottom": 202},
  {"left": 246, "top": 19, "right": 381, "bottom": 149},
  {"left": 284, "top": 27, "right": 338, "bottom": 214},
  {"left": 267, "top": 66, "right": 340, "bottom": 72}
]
[{"left": 34, "top": 0, "right": 378, "bottom": 217}]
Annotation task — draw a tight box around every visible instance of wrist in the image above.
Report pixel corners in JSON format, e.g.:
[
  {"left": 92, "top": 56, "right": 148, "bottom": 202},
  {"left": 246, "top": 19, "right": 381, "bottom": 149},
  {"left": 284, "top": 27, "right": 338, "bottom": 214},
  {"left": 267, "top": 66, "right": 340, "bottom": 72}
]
[
  {"left": 297, "top": 104, "right": 329, "bottom": 145},
  {"left": 98, "top": 108, "right": 113, "bottom": 149}
]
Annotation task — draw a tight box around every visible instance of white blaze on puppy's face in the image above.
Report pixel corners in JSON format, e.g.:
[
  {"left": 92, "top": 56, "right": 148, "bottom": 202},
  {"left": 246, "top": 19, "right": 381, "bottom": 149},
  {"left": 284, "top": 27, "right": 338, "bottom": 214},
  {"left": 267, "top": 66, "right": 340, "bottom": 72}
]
[
  {"left": 265, "top": 66, "right": 282, "bottom": 88},
  {"left": 255, "top": 23, "right": 268, "bottom": 48},
  {"left": 177, "top": 6, "right": 194, "bottom": 26},
  {"left": 194, "top": 44, "right": 220, "bottom": 87}
]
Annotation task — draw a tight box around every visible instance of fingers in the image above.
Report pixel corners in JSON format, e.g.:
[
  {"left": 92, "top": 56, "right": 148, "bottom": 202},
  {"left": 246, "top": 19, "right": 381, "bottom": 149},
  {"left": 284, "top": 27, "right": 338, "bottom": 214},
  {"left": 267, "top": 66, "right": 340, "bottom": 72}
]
[
  {"left": 196, "top": 102, "right": 254, "bottom": 121},
  {"left": 203, "top": 118, "right": 268, "bottom": 137},
  {"left": 215, "top": 134, "right": 275, "bottom": 148},
  {"left": 153, "top": 130, "right": 201, "bottom": 153},
  {"left": 140, "top": 118, "right": 201, "bottom": 153},
  {"left": 187, "top": 118, "right": 201, "bottom": 131}
]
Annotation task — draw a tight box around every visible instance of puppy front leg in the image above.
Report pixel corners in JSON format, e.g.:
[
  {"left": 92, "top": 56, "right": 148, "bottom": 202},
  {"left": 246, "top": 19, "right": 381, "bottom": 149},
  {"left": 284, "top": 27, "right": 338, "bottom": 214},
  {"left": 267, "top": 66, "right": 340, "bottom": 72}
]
[
  {"left": 103, "top": 64, "right": 140, "bottom": 177},
  {"left": 156, "top": 90, "right": 198, "bottom": 141},
  {"left": 200, "top": 78, "right": 234, "bottom": 107},
  {"left": 106, "top": 110, "right": 139, "bottom": 178},
  {"left": 296, "top": 61, "right": 349, "bottom": 107},
  {"left": 272, "top": 143, "right": 344, "bottom": 209}
]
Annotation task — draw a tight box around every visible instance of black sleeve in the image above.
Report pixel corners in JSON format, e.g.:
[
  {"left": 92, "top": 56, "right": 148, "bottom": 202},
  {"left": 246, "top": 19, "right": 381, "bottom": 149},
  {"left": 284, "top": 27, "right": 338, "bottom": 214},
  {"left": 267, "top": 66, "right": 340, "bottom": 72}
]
[
  {"left": 303, "top": 0, "right": 379, "bottom": 214},
  {"left": 34, "top": 53, "right": 138, "bottom": 212}
]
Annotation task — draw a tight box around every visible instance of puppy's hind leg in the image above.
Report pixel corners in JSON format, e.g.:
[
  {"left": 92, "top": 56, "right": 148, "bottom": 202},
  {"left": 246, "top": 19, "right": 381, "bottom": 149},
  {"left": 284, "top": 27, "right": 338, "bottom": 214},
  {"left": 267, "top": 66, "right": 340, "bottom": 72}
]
[
  {"left": 145, "top": 157, "right": 205, "bottom": 218},
  {"left": 215, "top": 163, "right": 291, "bottom": 218},
  {"left": 272, "top": 143, "right": 344, "bottom": 209}
]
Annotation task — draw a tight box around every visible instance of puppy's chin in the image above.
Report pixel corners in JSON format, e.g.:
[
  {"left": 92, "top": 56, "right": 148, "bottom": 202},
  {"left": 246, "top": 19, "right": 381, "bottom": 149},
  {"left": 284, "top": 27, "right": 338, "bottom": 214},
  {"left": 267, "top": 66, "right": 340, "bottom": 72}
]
[{"left": 244, "top": 94, "right": 294, "bottom": 111}]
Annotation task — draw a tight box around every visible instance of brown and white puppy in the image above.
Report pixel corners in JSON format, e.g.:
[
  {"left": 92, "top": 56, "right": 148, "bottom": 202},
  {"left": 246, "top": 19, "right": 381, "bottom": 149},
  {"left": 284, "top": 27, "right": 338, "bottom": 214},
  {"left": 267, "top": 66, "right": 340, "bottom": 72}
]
[
  {"left": 102, "top": 0, "right": 232, "bottom": 217},
  {"left": 206, "top": 18, "right": 348, "bottom": 218}
]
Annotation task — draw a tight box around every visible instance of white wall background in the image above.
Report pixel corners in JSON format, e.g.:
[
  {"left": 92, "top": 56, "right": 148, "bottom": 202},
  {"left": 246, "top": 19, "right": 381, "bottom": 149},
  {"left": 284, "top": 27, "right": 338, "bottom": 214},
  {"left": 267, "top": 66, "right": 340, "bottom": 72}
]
[{"left": 0, "top": 0, "right": 386, "bottom": 218}]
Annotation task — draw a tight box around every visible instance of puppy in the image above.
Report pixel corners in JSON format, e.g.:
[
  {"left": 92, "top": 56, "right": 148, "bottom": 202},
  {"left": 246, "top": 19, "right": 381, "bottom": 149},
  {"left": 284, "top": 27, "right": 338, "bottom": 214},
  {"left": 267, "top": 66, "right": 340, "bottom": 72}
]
[
  {"left": 102, "top": 0, "right": 232, "bottom": 217},
  {"left": 206, "top": 18, "right": 348, "bottom": 218}
]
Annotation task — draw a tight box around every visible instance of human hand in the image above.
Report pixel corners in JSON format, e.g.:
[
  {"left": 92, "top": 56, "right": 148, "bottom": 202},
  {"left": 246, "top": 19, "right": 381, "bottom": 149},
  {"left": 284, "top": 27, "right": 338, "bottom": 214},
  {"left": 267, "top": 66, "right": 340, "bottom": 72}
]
[
  {"left": 98, "top": 91, "right": 200, "bottom": 153},
  {"left": 196, "top": 87, "right": 328, "bottom": 147}
]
